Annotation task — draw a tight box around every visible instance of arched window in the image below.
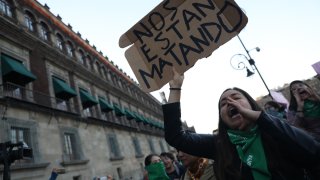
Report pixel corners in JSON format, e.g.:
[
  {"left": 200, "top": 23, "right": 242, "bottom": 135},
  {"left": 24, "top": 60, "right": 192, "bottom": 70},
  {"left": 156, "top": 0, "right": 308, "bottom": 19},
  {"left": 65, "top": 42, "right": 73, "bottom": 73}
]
[
  {"left": 94, "top": 61, "right": 102, "bottom": 75},
  {"left": 86, "top": 55, "right": 93, "bottom": 70},
  {"left": 65, "top": 41, "right": 74, "bottom": 57},
  {"left": 39, "top": 21, "right": 50, "bottom": 41},
  {"left": 0, "top": 0, "right": 13, "bottom": 17},
  {"left": 24, "top": 11, "right": 35, "bottom": 32},
  {"left": 117, "top": 78, "right": 123, "bottom": 89},
  {"left": 56, "top": 33, "right": 64, "bottom": 51},
  {"left": 78, "top": 49, "right": 85, "bottom": 65},
  {"left": 101, "top": 66, "right": 107, "bottom": 80}
]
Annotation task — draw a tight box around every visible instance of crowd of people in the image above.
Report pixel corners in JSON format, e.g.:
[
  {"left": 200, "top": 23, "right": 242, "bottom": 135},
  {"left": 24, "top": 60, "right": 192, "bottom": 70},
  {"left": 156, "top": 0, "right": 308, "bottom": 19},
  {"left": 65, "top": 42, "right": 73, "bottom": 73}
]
[
  {"left": 155, "top": 69, "right": 320, "bottom": 180},
  {"left": 49, "top": 71, "right": 320, "bottom": 180},
  {"left": 143, "top": 150, "right": 216, "bottom": 180}
]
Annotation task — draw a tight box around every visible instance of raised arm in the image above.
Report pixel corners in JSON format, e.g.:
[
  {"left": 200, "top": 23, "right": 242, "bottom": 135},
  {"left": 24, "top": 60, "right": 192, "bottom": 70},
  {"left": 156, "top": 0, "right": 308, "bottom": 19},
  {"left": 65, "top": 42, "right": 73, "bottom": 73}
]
[
  {"left": 168, "top": 68, "right": 184, "bottom": 103},
  {"left": 163, "top": 69, "right": 216, "bottom": 159}
]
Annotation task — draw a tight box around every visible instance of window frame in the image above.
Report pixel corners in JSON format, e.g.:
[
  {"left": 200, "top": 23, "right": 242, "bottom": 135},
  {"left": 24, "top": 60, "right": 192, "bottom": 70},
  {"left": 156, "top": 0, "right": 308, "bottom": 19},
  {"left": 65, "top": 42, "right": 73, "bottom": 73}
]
[
  {"left": 132, "top": 137, "right": 143, "bottom": 158},
  {"left": 107, "top": 134, "right": 123, "bottom": 160},
  {"left": 0, "top": 0, "right": 13, "bottom": 17}
]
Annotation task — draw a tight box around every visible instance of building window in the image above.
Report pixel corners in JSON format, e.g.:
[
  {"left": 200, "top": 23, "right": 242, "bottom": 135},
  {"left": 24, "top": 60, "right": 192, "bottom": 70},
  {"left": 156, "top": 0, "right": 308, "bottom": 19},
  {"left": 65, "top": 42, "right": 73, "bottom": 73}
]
[
  {"left": 83, "top": 107, "right": 92, "bottom": 117},
  {"left": 66, "top": 41, "right": 74, "bottom": 57},
  {"left": 5, "top": 84, "right": 22, "bottom": 99},
  {"left": 107, "top": 134, "right": 122, "bottom": 160},
  {"left": 24, "top": 11, "right": 35, "bottom": 32},
  {"left": 64, "top": 132, "right": 80, "bottom": 161},
  {"left": 60, "top": 127, "right": 85, "bottom": 163},
  {"left": 148, "top": 139, "right": 155, "bottom": 153},
  {"left": 56, "top": 99, "right": 67, "bottom": 111},
  {"left": 11, "top": 127, "right": 30, "bottom": 146},
  {"left": 93, "top": 61, "right": 98, "bottom": 73},
  {"left": 56, "top": 33, "right": 64, "bottom": 51},
  {"left": 118, "top": 79, "right": 123, "bottom": 89},
  {"left": 10, "top": 126, "right": 33, "bottom": 163},
  {"left": 106, "top": 70, "right": 112, "bottom": 82},
  {"left": 64, "top": 133, "right": 77, "bottom": 161},
  {"left": 77, "top": 50, "right": 86, "bottom": 65},
  {"left": 39, "top": 22, "right": 49, "bottom": 41},
  {"left": 86, "top": 55, "right": 93, "bottom": 70},
  {"left": 0, "top": 0, "right": 12, "bottom": 17},
  {"left": 132, "top": 137, "right": 143, "bottom": 157}
]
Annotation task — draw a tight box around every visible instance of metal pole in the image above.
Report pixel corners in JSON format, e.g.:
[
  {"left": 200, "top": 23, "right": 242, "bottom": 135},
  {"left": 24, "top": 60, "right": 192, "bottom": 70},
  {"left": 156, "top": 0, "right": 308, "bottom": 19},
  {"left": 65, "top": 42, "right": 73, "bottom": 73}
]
[{"left": 237, "top": 35, "right": 273, "bottom": 99}]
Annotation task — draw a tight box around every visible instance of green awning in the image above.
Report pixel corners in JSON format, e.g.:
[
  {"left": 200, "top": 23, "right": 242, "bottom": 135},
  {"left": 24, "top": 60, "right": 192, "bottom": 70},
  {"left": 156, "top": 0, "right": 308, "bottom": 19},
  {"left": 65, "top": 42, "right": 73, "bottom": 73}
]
[
  {"left": 79, "top": 89, "right": 98, "bottom": 109},
  {"left": 133, "top": 112, "right": 145, "bottom": 123},
  {"left": 141, "top": 116, "right": 149, "bottom": 125},
  {"left": 99, "top": 98, "right": 114, "bottom": 112},
  {"left": 124, "top": 109, "right": 136, "bottom": 120},
  {"left": 1, "top": 54, "right": 36, "bottom": 86},
  {"left": 52, "top": 77, "right": 77, "bottom": 100},
  {"left": 113, "top": 104, "right": 125, "bottom": 117}
]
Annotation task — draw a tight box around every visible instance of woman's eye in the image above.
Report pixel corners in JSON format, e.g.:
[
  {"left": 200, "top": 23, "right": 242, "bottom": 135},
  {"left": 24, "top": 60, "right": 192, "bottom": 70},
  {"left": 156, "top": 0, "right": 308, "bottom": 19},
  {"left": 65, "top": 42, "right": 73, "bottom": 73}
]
[{"left": 233, "top": 96, "right": 241, "bottom": 100}]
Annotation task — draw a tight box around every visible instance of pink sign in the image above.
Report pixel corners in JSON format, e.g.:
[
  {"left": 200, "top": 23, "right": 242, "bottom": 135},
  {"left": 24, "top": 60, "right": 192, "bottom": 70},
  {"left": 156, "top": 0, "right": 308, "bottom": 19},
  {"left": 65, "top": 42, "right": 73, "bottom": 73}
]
[
  {"left": 312, "top": 61, "right": 320, "bottom": 75},
  {"left": 270, "top": 90, "right": 289, "bottom": 110}
]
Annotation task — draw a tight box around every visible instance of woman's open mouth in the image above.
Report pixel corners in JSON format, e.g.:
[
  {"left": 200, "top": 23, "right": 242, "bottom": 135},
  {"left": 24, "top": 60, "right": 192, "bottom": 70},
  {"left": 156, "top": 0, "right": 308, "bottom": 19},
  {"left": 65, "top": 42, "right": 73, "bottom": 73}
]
[{"left": 228, "top": 107, "right": 240, "bottom": 118}]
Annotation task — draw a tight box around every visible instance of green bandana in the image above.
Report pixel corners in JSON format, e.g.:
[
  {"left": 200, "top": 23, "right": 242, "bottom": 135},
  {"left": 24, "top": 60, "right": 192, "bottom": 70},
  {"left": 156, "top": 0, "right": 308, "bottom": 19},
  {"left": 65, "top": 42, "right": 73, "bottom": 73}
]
[
  {"left": 145, "top": 162, "right": 170, "bottom": 180},
  {"left": 227, "top": 126, "right": 271, "bottom": 180},
  {"left": 304, "top": 100, "right": 320, "bottom": 118}
]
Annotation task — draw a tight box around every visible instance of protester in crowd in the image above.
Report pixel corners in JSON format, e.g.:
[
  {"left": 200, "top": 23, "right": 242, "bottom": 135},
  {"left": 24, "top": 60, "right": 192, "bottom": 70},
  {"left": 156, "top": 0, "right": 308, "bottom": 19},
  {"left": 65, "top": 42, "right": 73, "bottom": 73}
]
[
  {"left": 144, "top": 153, "right": 169, "bottom": 180},
  {"left": 49, "top": 167, "right": 65, "bottom": 180},
  {"left": 48, "top": 168, "right": 59, "bottom": 180},
  {"left": 177, "top": 149, "right": 216, "bottom": 180},
  {"left": 263, "top": 100, "right": 287, "bottom": 120},
  {"left": 99, "top": 175, "right": 113, "bottom": 180},
  {"left": 160, "top": 152, "right": 185, "bottom": 180},
  {"left": 162, "top": 69, "right": 320, "bottom": 180},
  {"left": 288, "top": 80, "right": 320, "bottom": 141}
]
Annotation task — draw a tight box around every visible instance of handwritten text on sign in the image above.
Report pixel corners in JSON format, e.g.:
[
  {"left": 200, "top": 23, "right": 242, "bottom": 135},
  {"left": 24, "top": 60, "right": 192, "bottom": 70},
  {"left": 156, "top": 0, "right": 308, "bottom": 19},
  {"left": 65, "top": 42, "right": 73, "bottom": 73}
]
[{"left": 120, "top": 0, "right": 248, "bottom": 92}]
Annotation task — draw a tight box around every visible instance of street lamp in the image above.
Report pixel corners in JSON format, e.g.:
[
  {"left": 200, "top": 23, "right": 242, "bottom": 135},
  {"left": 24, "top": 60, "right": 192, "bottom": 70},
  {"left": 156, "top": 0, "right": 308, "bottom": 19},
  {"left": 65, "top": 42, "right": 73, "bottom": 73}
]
[{"left": 230, "top": 35, "right": 272, "bottom": 99}]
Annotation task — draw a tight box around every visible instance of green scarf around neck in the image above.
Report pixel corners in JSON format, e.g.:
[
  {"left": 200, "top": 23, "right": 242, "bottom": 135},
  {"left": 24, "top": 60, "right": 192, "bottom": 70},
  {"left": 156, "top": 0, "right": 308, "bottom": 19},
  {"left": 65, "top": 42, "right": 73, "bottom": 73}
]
[
  {"left": 304, "top": 99, "right": 320, "bottom": 118},
  {"left": 227, "top": 126, "right": 271, "bottom": 180},
  {"left": 145, "top": 162, "right": 170, "bottom": 180}
]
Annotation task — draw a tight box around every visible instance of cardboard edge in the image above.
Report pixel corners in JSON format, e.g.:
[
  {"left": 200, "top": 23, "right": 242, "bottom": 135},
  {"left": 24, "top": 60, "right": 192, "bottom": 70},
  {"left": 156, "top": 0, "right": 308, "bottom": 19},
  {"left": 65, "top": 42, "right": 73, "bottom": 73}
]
[{"left": 119, "top": 34, "right": 131, "bottom": 48}]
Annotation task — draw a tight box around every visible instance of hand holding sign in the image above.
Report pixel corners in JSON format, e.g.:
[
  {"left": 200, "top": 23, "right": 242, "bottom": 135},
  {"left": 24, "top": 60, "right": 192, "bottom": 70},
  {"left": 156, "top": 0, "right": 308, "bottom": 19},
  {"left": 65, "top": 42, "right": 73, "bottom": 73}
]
[{"left": 119, "top": 0, "right": 248, "bottom": 92}]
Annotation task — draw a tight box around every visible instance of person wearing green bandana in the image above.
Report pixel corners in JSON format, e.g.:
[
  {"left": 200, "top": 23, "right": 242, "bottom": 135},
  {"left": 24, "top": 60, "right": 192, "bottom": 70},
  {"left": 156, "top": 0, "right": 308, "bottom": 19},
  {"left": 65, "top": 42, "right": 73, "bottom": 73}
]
[
  {"left": 288, "top": 80, "right": 320, "bottom": 142},
  {"left": 162, "top": 69, "right": 320, "bottom": 180},
  {"left": 143, "top": 154, "right": 170, "bottom": 180}
]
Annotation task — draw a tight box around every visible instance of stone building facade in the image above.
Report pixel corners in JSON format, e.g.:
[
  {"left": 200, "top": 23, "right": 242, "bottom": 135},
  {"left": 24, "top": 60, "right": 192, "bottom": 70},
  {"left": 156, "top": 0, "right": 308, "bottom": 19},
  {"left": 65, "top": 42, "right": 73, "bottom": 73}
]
[{"left": 0, "top": 0, "right": 171, "bottom": 179}]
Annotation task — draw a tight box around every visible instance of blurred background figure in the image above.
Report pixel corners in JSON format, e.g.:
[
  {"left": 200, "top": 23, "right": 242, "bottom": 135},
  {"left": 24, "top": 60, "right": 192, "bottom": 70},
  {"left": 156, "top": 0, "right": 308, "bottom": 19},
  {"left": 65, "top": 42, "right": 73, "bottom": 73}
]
[
  {"left": 288, "top": 80, "right": 320, "bottom": 142},
  {"left": 263, "top": 100, "right": 287, "bottom": 120},
  {"left": 177, "top": 150, "right": 216, "bottom": 180},
  {"left": 160, "top": 152, "right": 185, "bottom": 180},
  {"left": 48, "top": 167, "right": 65, "bottom": 180},
  {"left": 144, "top": 153, "right": 169, "bottom": 180}
]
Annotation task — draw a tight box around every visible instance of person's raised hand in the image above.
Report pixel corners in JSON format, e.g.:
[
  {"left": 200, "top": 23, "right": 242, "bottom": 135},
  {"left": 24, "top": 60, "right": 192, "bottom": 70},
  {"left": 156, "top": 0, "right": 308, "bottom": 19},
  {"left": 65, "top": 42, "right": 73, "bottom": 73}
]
[
  {"left": 169, "top": 68, "right": 184, "bottom": 89},
  {"left": 292, "top": 90, "right": 304, "bottom": 110},
  {"left": 227, "top": 97, "right": 261, "bottom": 130}
]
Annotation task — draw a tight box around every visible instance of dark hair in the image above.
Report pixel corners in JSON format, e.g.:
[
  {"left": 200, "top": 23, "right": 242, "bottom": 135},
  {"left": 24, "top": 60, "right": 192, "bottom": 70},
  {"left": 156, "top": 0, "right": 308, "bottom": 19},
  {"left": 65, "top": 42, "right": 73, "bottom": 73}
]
[
  {"left": 264, "top": 100, "right": 286, "bottom": 112},
  {"left": 160, "top": 152, "right": 175, "bottom": 161},
  {"left": 144, "top": 154, "right": 159, "bottom": 166},
  {"left": 288, "top": 80, "right": 316, "bottom": 111},
  {"left": 216, "top": 87, "right": 262, "bottom": 179}
]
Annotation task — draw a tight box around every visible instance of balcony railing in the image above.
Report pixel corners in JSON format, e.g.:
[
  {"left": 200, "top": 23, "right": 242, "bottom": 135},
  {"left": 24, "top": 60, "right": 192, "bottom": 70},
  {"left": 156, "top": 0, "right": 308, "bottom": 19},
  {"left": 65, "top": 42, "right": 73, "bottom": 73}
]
[
  {"left": 1, "top": 82, "right": 79, "bottom": 114},
  {"left": 0, "top": 82, "right": 164, "bottom": 135}
]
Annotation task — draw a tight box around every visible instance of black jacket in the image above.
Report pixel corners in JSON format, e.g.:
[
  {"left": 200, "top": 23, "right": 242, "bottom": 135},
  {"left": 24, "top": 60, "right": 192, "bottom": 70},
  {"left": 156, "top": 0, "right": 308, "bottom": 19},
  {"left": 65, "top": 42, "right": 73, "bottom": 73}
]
[{"left": 163, "top": 102, "right": 320, "bottom": 180}]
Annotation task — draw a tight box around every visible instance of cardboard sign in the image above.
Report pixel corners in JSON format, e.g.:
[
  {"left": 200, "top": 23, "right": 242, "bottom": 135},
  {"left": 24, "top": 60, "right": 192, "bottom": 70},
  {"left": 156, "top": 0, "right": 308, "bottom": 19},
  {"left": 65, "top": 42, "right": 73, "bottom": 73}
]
[{"left": 119, "top": 0, "right": 248, "bottom": 92}]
